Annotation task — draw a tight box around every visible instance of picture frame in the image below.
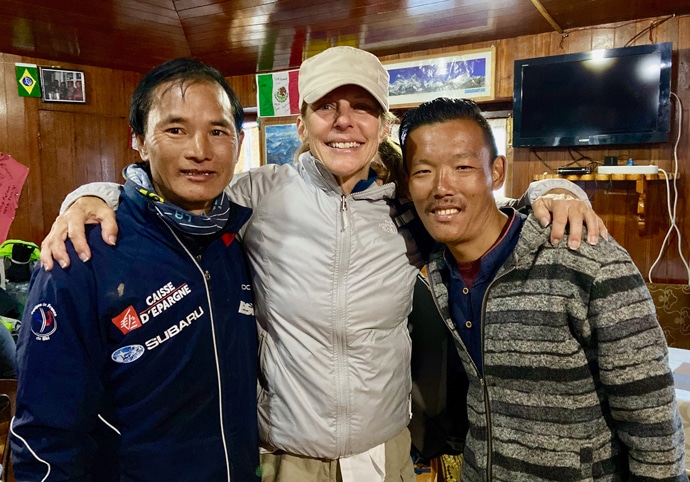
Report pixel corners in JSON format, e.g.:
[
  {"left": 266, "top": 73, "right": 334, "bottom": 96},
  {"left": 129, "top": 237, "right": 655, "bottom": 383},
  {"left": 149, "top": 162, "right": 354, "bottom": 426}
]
[
  {"left": 259, "top": 116, "right": 301, "bottom": 166},
  {"left": 383, "top": 47, "right": 495, "bottom": 107},
  {"left": 39, "top": 67, "right": 86, "bottom": 103}
]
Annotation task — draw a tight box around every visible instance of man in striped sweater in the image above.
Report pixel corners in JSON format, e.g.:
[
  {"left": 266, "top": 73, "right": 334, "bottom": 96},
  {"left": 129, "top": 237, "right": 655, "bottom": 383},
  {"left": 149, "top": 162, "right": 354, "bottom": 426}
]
[{"left": 399, "top": 97, "right": 688, "bottom": 481}]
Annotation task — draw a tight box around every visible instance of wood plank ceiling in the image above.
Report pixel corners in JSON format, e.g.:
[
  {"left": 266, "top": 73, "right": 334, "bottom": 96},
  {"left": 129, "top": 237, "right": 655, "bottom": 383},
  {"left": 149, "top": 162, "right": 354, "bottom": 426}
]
[{"left": 1, "top": 0, "right": 689, "bottom": 77}]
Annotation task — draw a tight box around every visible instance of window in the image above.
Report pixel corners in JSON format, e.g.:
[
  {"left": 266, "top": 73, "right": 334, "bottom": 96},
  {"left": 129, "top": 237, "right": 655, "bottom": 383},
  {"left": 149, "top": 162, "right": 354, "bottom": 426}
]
[
  {"left": 487, "top": 117, "right": 508, "bottom": 198},
  {"left": 236, "top": 121, "right": 261, "bottom": 173}
]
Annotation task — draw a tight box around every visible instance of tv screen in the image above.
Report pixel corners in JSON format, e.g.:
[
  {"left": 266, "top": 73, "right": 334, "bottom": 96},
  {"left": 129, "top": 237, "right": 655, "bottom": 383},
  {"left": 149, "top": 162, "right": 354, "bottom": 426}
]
[{"left": 512, "top": 42, "right": 672, "bottom": 147}]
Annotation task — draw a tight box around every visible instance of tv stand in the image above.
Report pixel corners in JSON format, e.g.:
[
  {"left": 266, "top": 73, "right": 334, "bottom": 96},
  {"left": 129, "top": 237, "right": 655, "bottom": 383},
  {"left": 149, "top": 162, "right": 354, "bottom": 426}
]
[{"left": 533, "top": 170, "right": 675, "bottom": 236}]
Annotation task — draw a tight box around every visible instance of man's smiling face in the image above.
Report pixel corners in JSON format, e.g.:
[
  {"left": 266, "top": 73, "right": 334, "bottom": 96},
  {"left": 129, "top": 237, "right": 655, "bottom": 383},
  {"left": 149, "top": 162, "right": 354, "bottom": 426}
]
[
  {"left": 136, "top": 80, "right": 243, "bottom": 214},
  {"left": 405, "top": 118, "right": 506, "bottom": 258}
]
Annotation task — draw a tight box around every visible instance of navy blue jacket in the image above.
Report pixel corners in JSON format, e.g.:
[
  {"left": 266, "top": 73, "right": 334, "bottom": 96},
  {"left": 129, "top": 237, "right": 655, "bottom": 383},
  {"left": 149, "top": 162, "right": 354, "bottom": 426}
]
[{"left": 11, "top": 182, "right": 260, "bottom": 481}]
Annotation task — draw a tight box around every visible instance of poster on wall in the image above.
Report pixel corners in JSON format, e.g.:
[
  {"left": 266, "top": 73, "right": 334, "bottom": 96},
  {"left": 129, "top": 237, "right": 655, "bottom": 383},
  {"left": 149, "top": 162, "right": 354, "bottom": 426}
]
[
  {"left": 39, "top": 67, "right": 86, "bottom": 103},
  {"left": 383, "top": 47, "right": 495, "bottom": 107},
  {"left": 260, "top": 117, "right": 301, "bottom": 165}
]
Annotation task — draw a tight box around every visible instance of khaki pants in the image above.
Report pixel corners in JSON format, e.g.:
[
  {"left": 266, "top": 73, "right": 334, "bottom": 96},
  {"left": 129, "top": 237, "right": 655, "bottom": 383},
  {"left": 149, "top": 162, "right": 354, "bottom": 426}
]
[{"left": 260, "top": 428, "right": 415, "bottom": 482}]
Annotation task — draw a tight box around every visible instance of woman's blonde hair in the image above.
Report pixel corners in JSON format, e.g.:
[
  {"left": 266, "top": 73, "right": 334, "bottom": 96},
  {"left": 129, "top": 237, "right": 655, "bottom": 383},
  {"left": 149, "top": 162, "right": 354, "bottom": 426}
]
[{"left": 371, "top": 136, "right": 403, "bottom": 188}]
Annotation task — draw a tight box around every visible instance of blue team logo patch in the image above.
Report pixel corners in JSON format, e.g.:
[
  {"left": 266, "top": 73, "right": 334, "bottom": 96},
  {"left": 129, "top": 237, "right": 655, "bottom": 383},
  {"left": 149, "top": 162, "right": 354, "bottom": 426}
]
[
  {"left": 111, "top": 345, "right": 145, "bottom": 364},
  {"left": 30, "top": 303, "right": 58, "bottom": 340}
]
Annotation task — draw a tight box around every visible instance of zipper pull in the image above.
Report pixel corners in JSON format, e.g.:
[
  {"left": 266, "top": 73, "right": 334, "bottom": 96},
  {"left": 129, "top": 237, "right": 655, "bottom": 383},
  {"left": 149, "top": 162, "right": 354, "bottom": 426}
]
[{"left": 341, "top": 195, "right": 349, "bottom": 230}]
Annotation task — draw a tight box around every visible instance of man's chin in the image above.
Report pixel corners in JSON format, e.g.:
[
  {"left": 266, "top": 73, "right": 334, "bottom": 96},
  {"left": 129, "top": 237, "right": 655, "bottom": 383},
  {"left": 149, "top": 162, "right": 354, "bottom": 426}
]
[{"left": 424, "top": 227, "right": 456, "bottom": 246}]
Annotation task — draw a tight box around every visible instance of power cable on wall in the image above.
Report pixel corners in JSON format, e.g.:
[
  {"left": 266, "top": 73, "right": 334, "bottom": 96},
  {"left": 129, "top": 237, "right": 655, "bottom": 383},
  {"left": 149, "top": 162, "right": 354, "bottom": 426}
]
[{"left": 648, "top": 92, "right": 690, "bottom": 284}]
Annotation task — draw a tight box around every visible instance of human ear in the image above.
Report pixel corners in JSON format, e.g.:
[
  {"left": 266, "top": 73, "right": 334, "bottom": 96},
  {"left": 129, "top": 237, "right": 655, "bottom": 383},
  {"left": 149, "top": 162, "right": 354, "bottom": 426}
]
[
  {"left": 296, "top": 117, "right": 308, "bottom": 143},
  {"left": 491, "top": 156, "right": 506, "bottom": 190},
  {"left": 136, "top": 135, "right": 149, "bottom": 162}
]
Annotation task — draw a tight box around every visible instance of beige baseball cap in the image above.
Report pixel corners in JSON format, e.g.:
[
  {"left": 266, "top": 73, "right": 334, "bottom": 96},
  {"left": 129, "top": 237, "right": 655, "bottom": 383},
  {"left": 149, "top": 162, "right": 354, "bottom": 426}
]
[{"left": 298, "top": 46, "right": 390, "bottom": 111}]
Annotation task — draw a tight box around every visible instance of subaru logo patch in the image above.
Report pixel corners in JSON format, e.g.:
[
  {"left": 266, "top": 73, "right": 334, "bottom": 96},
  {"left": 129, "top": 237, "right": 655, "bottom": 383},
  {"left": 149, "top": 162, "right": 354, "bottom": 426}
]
[{"left": 111, "top": 345, "right": 145, "bottom": 364}]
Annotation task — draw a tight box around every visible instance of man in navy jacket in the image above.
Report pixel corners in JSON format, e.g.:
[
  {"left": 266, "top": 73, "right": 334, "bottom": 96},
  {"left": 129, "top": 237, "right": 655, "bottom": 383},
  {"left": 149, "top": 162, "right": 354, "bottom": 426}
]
[{"left": 10, "top": 58, "right": 260, "bottom": 481}]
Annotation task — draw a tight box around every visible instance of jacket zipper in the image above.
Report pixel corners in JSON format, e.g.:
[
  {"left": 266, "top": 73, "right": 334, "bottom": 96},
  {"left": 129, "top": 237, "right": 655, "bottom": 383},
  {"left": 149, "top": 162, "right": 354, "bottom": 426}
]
[
  {"left": 162, "top": 221, "right": 233, "bottom": 482},
  {"left": 340, "top": 194, "right": 349, "bottom": 230},
  {"left": 480, "top": 266, "right": 514, "bottom": 481},
  {"left": 334, "top": 193, "right": 351, "bottom": 454},
  {"left": 427, "top": 258, "right": 514, "bottom": 481}
]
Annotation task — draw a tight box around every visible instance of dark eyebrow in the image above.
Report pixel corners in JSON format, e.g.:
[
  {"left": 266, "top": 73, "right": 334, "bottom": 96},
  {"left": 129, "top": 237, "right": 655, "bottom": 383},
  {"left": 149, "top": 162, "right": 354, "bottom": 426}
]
[
  {"left": 210, "top": 119, "right": 233, "bottom": 128},
  {"left": 160, "top": 116, "right": 232, "bottom": 129},
  {"left": 162, "top": 116, "right": 185, "bottom": 124}
]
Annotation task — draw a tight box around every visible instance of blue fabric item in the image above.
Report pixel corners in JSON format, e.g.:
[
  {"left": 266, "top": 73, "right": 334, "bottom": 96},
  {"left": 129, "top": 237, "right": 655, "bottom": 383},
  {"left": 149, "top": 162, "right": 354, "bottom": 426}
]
[
  {"left": 0, "top": 321, "right": 16, "bottom": 378},
  {"left": 351, "top": 167, "right": 379, "bottom": 193},
  {"left": 446, "top": 208, "right": 525, "bottom": 375},
  {"left": 11, "top": 183, "right": 259, "bottom": 481},
  {"left": 124, "top": 163, "right": 232, "bottom": 236}
]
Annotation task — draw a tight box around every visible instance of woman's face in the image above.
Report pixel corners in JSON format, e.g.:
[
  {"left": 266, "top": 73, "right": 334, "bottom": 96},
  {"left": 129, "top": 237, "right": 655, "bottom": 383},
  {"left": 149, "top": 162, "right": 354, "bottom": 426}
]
[{"left": 297, "top": 85, "right": 388, "bottom": 194}]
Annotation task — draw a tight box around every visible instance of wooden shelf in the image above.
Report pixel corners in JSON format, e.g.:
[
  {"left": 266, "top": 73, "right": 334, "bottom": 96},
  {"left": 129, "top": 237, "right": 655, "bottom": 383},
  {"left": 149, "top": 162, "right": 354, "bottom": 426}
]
[{"left": 532, "top": 171, "right": 677, "bottom": 235}]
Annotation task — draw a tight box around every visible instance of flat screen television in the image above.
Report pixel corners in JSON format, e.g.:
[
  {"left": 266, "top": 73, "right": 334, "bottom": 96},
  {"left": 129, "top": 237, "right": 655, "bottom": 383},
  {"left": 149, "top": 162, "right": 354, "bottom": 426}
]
[{"left": 512, "top": 42, "right": 672, "bottom": 147}]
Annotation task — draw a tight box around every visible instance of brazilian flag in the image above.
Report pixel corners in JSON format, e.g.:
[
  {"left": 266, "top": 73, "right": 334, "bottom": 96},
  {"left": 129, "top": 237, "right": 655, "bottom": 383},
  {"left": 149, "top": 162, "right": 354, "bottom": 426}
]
[{"left": 15, "top": 63, "right": 41, "bottom": 97}]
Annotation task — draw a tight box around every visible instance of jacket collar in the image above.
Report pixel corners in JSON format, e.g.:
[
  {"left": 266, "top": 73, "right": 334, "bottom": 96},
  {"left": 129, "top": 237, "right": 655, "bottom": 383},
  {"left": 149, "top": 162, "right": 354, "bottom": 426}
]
[
  {"left": 298, "top": 151, "right": 396, "bottom": 201},
  {"left": 122, "top": 178, "right": 253, "bottom": 235}
]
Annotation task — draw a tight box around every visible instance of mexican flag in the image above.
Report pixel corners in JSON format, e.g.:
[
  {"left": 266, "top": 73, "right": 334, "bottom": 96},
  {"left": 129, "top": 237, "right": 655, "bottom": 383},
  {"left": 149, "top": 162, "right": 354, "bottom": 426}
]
[
  {"left": 256, "top": 70, "right": 299, "bottom": 117},
  {"left": 15, "top": 63, "right": 41, "bottom": 97}
]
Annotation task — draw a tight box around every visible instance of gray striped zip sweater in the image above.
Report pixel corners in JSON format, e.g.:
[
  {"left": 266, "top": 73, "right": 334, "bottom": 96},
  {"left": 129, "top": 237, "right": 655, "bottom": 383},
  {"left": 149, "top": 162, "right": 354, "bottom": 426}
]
[{"left": 426, "top": 214, "right": 688, "bottom": 481}]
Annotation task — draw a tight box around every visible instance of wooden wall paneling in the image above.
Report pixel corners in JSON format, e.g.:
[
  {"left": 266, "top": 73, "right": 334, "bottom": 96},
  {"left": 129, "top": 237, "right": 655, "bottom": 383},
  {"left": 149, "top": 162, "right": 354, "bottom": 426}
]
[
  {"left": 89, "top": 67, "right": 113, "bottom": 116},
  {"left": 104, "top": 69, "right": 144, "bottom": 182},
  {"left": 563, "top": 24, "right": 595, "bottom": 53},
  {"left": 93, "top": 66, "right": 136, "bottom": 118},
  {"left": 37, "top": 110, "right": 75, "bottom": 233},
  {"left": 75, "top": 112, "right": 104, "bottom": 185},
  {"left": 591, "top": 25, "right": 616, "bottom": 50},
  {"left": 38, "top": 111, "right": 138, "bottom": 235},
  {"left": 494, "top": 40, "right": 512, "bottom": 100},
  {"left": 99, "top": 115, "right": 140, "bottom": 184},
  {"left": 225, "top": 73, "right": 257, "bottom": 112}
]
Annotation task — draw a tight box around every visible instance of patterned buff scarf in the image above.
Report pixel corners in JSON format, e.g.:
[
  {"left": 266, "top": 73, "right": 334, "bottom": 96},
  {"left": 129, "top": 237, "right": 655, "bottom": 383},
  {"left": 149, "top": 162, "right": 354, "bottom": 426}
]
[{"left": 124, "top": 163, "right": 231, "bottom": 236}]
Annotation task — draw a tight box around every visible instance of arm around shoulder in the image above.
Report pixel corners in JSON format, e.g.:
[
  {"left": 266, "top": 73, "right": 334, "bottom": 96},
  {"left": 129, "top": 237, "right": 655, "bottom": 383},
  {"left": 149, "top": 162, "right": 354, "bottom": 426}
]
[
  {"left": 496, "top": 179, "right": 590, "bottom": 209},
  {"left": 61, "top": 182, "right": 122, "bottom": 213}
]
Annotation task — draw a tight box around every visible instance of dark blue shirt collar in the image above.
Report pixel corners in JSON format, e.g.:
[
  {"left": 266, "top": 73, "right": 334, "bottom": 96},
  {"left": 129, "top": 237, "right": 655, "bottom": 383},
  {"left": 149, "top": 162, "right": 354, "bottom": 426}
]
[
  {"left": 444, "top": 207, "right": 526, "bottom": 288},
  {"left": 352, "top": 167, "right": 379, "bottom": 193}
]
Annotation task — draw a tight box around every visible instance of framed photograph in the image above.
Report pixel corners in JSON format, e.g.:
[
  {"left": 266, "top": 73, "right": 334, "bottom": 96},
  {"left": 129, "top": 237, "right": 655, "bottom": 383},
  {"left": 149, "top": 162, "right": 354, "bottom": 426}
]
[
  {"left": 260, "top": 116, "right": 301, "bottom": 166},
  {"left": 383, "top": 47, "right": 495, "bottom": 107},
  {"left": 39, "top": 67, "right": 86, "bottom": 103}
]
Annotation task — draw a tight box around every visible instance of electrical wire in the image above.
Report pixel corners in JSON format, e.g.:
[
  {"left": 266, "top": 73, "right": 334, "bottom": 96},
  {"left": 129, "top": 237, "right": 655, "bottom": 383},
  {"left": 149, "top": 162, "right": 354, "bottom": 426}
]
[
  {"left": 624, "top": 15, "right": 675, "bottom": 47},
  {"left": 530, "top": 148, "right": 556, "bottom": 172},
  {"left": 565, "top": 147, "right": 598, "bottom": 172},
  {"left": 648, "top": 92, "right": 690, "bottom": 284}
]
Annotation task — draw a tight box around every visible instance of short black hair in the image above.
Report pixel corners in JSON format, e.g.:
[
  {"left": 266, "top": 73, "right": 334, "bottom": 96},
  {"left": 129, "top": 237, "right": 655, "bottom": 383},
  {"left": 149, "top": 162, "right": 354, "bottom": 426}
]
[
  {"left": 398, "top": 97, "right": 498, "bottom": 172},
  {"left": 129, "top": 57, "right": 244, "bottom": 136}
]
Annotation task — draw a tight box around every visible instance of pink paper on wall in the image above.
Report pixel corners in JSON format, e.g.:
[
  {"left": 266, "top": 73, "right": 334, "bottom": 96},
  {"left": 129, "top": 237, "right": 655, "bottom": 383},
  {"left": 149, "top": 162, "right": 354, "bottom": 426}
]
[{"left": 0, "top": 153, "right": 29, "bottom": 243}]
